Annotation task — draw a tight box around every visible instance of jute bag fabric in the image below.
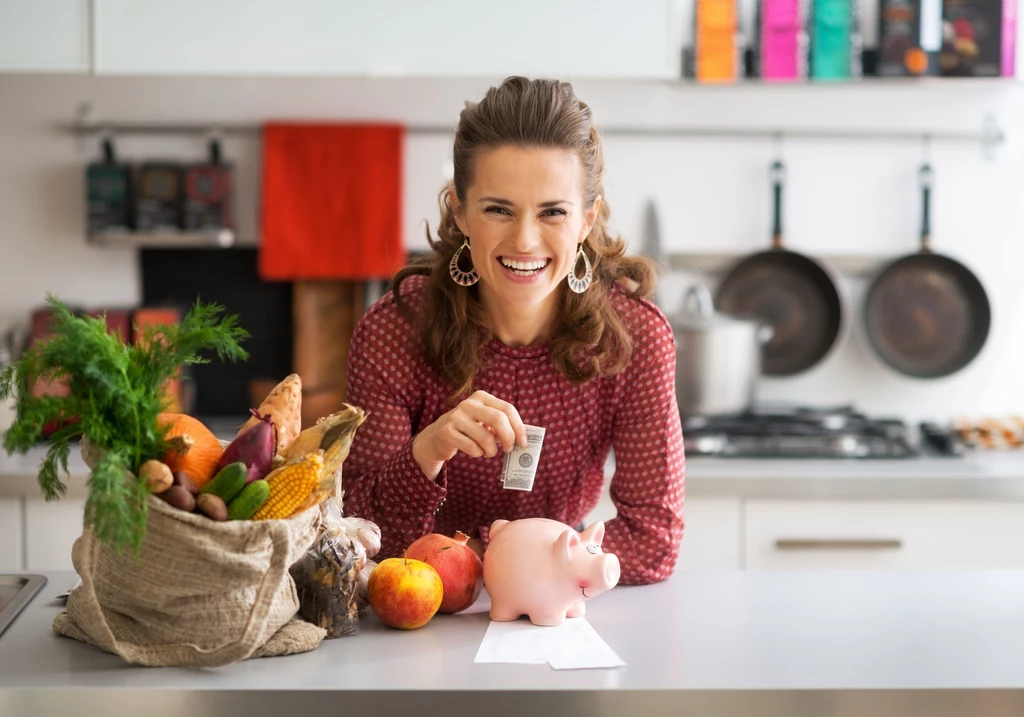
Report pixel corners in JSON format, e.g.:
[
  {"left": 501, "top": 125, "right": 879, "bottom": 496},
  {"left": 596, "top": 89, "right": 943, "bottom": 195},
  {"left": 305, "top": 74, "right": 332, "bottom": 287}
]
[{"left": 52, "top": 440, "right": 326, "bottom": 667}]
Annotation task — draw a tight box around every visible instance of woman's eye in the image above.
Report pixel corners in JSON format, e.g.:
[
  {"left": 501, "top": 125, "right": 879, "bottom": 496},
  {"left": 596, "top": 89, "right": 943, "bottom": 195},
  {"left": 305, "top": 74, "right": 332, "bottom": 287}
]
[
  {"left": 485, "top": 206, "right": 511, "bottom": 215},
  {"left": 542, "top": 208, "right": 567, "bottom": 218}
]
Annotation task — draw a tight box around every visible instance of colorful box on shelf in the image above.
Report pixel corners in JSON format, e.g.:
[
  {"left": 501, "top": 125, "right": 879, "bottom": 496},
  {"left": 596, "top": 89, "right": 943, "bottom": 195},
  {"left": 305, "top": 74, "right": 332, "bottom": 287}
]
[
  {"left": 940, "top": 0, "right": 1017, "bottom": 77},
  {"left": 755, "top": 0, "right": 811, "bottom": 81},
  {"left": 810, "top": 0, "right": 864, "bottom": 79},
  {"left": 692, "top": 0, "right": 744, "bottom": 83}
]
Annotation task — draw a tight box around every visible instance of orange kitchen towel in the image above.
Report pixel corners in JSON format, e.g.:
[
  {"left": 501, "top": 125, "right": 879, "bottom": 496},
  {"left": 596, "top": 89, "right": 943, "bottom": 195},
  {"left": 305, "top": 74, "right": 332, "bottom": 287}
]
[{"left": 259, "top": 123, "right": 405, "bottom": 280}]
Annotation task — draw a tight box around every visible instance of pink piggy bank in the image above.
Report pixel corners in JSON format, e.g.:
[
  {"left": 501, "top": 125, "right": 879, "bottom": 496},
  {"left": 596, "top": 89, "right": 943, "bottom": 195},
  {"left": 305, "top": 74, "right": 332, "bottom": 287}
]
[{"left": 483, "top": 518, "right": 620, "bottom": 626}]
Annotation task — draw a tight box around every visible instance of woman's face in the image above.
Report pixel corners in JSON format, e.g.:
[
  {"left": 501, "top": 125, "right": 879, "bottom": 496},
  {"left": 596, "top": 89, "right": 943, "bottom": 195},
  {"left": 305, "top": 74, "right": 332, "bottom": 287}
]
[{"left": 452, "top": 145, "right": 600, "bottom": 312}]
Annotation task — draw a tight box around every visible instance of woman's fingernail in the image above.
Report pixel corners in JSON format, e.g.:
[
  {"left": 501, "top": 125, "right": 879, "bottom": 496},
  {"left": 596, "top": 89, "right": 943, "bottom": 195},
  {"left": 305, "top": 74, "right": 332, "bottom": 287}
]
[{"left": 520, "top": 436, "right": 528, "bottom": 447}]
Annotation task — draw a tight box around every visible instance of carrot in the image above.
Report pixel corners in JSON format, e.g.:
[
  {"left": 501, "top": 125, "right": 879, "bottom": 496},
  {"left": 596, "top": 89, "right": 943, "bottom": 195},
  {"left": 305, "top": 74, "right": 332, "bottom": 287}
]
[{"left": 237, "top": 373, "right": 302, "bottom": 455}]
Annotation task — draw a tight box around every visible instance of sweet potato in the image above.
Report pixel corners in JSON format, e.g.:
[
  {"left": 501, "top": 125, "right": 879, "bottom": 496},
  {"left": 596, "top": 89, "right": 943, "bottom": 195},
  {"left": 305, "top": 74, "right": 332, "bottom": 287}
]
[{"left": 237, "top": 374, "right": 302, "bottom": 455}]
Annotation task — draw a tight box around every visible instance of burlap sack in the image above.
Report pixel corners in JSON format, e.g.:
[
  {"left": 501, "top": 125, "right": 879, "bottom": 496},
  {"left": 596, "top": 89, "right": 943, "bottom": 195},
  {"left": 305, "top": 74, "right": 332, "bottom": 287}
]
[{"left": 52, "top": 440, "right": 326, "bottom": 667}]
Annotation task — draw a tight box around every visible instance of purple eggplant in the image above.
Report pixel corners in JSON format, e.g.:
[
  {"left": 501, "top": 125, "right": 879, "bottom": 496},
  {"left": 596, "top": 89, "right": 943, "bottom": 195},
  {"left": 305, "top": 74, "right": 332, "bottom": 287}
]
[{"left": 217, "top": 409, "right": 276, "bottom": 483}]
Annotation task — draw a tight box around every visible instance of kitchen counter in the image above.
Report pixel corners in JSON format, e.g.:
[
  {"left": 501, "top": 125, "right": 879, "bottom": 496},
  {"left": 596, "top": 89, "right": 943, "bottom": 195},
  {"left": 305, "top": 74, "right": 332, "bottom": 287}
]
[
  {"left": 2, "top": 570, "right": 1024, "bottom": 716},
  {"left": 5, "top": 440, "right": 1024, "bottom": 500}
]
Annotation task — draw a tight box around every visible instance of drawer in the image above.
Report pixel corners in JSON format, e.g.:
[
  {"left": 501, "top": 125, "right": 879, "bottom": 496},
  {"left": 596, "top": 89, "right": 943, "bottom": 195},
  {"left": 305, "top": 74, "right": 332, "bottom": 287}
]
[
  {"left": 583, "top": 491, "right": 741, "bottom": 570},
  {"left": 745, "top": 500, "right": 1024, "bottom": 570},
  {"left": 677, "top": 497, "right": 742, "bottom": 570},
  {"left": 0, "top": 499, "right": 23, "bottom": 571}
]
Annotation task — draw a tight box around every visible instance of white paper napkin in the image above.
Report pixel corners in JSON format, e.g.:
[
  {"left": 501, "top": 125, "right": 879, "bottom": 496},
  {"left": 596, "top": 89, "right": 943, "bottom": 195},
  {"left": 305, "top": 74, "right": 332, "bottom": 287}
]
[{"left": 474, "top": 617, "right": 625, "bottom": 670}]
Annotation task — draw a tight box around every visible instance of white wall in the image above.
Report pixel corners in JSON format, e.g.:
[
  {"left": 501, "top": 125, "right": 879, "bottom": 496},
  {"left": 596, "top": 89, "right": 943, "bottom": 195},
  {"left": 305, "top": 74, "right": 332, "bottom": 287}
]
[{"left": 1, "top": 74, "right": 1022, "bottom": 425}]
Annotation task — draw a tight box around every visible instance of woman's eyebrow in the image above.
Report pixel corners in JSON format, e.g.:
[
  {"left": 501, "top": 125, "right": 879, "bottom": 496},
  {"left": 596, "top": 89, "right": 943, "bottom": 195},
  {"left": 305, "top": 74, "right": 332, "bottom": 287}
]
[
  {"left": 478, "top": 196, "right": 513, "bottom": 206},
  {"left": 477, "top": 196, "right": 573, "bottom": 208}
]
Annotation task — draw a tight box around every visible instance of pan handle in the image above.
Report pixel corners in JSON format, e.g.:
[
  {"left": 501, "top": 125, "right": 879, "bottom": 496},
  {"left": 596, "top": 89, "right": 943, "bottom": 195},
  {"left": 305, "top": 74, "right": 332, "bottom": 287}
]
[
  {"left": 770, "top": 160, "right": 785, "bottom": 248},
  {"left": 919, "top": 163, "right": 934, "bottom": 253}
]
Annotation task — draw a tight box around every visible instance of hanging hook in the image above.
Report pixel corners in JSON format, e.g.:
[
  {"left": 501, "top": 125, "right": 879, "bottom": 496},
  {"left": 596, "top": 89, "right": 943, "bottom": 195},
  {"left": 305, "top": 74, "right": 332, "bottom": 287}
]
[
  {"left": 101, "top": 134, "right": 116, "bottom": 164},
  {"left": 73, "top": 102, "right": 94, "bottom": 153},
  {"left": 772, "top": 131, "right": 784, "bottom": 163},
  {"left": 203, "top": 127, "right": 224, "bottom": 164},
  {"left": 981, "top": 113, "right": 1001, "bottom": 162}
]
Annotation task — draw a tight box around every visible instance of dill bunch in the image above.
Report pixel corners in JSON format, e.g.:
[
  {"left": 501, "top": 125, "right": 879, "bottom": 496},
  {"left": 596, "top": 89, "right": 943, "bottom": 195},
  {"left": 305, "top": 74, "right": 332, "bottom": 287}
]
[{"left": 0, "top": 295, "right": 249, "bottom": 556}]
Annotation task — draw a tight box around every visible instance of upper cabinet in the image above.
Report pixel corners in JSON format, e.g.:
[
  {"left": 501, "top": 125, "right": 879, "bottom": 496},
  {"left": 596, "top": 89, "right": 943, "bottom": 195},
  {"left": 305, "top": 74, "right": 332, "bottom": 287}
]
[
  {"left": 0, "top": 0, "right": 90, "bottom": 73},
  {"left": 92, "top": 0, "right": 683, "bottom": 79}
]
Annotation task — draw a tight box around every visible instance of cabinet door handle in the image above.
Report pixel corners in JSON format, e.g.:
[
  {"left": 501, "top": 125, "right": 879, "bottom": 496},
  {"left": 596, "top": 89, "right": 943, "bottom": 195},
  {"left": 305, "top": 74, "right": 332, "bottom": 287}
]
[{"left": 774, "top": 538, "right": 903, "bottom": 550}]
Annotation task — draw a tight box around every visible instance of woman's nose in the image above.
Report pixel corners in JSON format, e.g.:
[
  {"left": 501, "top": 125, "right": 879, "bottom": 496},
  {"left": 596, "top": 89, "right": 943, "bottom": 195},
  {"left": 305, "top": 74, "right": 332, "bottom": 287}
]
[{"left": 509, "top": 219, "right": 542, "bottom": 252}]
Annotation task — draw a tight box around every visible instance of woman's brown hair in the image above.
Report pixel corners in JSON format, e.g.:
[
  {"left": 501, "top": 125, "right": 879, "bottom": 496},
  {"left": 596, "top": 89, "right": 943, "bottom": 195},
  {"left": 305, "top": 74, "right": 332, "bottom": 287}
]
[{"left": 393, "top": 76, "right": 656, "bottom": 401}]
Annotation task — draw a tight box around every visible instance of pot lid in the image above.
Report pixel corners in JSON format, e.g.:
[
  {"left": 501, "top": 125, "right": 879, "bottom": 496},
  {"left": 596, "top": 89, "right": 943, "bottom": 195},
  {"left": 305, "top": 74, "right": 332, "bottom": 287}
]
[{"left": 671, "top": 284, "right": 759, "bottom": 331}]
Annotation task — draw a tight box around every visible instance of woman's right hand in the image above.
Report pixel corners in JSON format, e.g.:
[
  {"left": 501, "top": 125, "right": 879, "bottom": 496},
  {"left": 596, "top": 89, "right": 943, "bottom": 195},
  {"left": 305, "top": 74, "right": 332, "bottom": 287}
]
[{"left": 412, "top": 390, "right": 528, "bottom": 481}]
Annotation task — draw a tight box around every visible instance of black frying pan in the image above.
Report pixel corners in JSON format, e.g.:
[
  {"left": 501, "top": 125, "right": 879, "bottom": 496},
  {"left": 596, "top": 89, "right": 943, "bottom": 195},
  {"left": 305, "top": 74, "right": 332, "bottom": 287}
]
[
  {"left": 863, "top": 164, "right": 991, "bottom": 379},
  {"left": 715, "top": 161, "right": 845, "bottom": 377}
]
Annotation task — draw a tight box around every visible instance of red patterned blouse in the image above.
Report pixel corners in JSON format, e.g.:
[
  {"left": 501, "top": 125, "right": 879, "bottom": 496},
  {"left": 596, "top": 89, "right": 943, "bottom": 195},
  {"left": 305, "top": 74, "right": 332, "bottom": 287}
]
[{"left": 342, "top": 275, "right": 686, "bottom": 585}]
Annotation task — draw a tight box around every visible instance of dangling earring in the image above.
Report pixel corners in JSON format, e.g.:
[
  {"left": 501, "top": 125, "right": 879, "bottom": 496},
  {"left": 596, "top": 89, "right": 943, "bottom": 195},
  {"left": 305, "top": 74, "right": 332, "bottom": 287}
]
[
  {"left": 567, "top": 244, "right": 592, "bottom": 293},
  {"left": 449, "top": 239, "right": 480, "bottom": 286}
]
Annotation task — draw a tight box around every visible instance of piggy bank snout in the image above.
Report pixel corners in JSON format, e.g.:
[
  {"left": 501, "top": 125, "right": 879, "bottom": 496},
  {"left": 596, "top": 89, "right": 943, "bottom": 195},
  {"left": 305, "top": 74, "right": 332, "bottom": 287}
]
[{"left": 603, "top": 554, "right": 621, "bottom": 589}]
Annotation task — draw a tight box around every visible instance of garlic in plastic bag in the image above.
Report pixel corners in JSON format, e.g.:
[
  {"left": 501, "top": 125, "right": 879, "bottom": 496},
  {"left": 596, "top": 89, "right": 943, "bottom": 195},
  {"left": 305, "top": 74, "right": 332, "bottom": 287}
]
[{"left": 336, "top": 515, "right": 381, "bottom": 559}]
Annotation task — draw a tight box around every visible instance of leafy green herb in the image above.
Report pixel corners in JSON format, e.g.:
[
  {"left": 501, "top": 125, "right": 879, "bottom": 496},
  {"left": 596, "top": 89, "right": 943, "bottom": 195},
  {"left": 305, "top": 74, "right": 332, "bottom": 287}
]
[{"left": 0, "top": 295, "right": 249, "bottom": 556}]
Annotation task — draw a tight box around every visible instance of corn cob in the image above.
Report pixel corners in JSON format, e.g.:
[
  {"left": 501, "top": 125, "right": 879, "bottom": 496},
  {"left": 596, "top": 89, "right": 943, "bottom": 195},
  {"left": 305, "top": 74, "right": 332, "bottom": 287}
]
[
  {"left": 252, "top": 453, "right": 324, "bottom": 520},
  {"left": 298, "top": 408, "right": 367, "bottom": 513},
  {"left": 282, "top": 404, "right": 366, "bottom": 464}
]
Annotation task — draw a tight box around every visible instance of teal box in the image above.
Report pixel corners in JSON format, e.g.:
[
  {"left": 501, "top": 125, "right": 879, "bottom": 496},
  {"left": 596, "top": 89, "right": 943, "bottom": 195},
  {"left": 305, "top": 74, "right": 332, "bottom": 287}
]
[{"left": 811, "top": 0, "right": 863, "bottom": 79}]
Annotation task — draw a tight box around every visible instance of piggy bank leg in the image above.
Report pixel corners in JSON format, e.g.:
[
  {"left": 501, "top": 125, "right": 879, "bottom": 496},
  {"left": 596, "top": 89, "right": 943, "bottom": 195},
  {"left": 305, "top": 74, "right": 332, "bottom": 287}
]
[
  {"left": 489, "top": 602, "right": 523, "bottom": 622},
  {"left": 566, "top": 600, "right": 586, "bottom": 618},
  {"left": 528, "top": 611, "right": 568, "bottom": 627}
]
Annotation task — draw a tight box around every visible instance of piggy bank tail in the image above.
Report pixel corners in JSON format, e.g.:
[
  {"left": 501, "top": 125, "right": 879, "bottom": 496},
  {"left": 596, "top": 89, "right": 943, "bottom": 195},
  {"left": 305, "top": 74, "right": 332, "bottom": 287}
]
[{"left": 489, "top": 519, "right": 510, "bottom": 539}]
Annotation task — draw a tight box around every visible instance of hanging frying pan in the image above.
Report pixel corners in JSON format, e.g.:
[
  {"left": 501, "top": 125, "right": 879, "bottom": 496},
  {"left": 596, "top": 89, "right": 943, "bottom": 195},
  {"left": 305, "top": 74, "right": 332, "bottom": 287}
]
[
  {"left": 715, "top": 160, "right": 845, "bottom": 376},
  {"left": 863, "top": 164, "right": 991, "bottom": 379}
]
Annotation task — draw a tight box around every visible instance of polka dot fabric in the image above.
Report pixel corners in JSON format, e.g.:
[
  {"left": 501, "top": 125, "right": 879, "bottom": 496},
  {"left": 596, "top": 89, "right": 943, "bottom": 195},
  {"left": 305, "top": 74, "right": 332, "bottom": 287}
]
[{"left": 342, "top": 275, "right": 686, "bottom": 585}]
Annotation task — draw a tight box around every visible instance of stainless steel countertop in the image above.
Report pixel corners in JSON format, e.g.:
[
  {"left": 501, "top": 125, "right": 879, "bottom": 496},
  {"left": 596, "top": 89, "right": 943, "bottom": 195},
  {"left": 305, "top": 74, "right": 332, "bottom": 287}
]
[
  {"left": 4, "top": 442, "right": 1024, "bottom": 500},
  {"left": 2, "top": 570, "right": 1024, "bottom": 716}
]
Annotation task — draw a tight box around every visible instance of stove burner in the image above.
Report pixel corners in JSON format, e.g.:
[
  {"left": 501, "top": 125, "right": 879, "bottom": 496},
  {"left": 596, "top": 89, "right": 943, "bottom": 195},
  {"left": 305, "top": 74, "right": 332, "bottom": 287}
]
[{"left": 682, "top": 404, "right": 919, "bottom": 458}]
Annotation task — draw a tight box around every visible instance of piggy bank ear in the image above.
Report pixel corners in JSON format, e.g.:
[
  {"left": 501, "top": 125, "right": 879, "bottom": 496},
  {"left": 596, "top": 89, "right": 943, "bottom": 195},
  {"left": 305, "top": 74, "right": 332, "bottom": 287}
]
[
  {"left": 555, "top": 529, "right": 581, "bottom": 563},
  {"left": 580, "top": 521, "right": 605, "bottom": 546}
]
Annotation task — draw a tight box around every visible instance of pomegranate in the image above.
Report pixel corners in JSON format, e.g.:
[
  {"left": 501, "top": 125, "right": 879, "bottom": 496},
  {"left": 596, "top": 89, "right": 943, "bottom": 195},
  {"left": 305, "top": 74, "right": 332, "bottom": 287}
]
[{"left": 405, "top": 531, "right": 483, "bottom": 614}]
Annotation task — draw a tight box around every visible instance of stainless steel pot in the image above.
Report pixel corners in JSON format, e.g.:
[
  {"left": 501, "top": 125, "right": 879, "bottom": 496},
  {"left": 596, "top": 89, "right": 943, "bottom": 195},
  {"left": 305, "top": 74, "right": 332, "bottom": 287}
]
[{"left": 671, "top": 284, "right": 772, "bottom": 417}]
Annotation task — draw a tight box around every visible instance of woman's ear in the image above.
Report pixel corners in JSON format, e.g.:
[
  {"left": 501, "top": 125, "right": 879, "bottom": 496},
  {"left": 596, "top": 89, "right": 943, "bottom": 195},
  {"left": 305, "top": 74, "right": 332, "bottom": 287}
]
[
  {"left": 449, "top": 186, "right": 469, "bottom": 237},
  {"left": 581, "top": 195, "right": 602, "bottom": 243}
]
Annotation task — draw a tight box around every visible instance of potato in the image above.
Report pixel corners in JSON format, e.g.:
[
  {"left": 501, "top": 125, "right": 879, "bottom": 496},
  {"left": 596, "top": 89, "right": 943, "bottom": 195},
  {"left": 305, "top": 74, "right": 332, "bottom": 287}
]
[
  {"left": 196, "top": 493, "right": 228, "bottom": 522},
  {"left": 140, "top": 460, "right": 173, "bottom": 494},
  {"left": 158, "top": 484, "right": 196, "bottom": 513},
  {"left": 172, "top": 470, "right": 199, "bottom": 496}
]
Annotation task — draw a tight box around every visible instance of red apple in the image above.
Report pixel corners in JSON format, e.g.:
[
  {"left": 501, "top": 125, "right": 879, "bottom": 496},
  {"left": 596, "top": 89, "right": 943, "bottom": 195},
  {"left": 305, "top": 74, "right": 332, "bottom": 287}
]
[
  {"left": 367, "top": 557, "right": 443, "bottom": 629},
  {"left": 405, "top": 531, "right": 483, "bottom": 614}
]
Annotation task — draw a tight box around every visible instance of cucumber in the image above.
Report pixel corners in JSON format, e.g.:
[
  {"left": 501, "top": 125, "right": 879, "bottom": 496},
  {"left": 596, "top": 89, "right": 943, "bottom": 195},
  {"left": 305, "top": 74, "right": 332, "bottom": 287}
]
[
  {"left": 227, "top": 480, "right": 271, "bottom": 520},
  {"left": 200, "top": 462, "right": 247, "bottom": 503}
]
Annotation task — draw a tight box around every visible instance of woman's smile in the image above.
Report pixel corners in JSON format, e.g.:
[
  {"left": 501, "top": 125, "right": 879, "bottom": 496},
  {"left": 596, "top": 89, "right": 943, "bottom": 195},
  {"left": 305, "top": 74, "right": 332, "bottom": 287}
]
[{"left": 498, "top": 255, "right": 553, "bottom": 283}]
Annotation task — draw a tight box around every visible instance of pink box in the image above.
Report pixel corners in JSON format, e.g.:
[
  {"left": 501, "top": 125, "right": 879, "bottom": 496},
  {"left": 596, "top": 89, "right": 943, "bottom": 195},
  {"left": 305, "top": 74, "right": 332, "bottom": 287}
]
[
  {"left": 761, "top": 0, "right": 808, "bottom": 79},
  {"left": 1002, "top": 0, "right": 1016, "bottom": 76}
]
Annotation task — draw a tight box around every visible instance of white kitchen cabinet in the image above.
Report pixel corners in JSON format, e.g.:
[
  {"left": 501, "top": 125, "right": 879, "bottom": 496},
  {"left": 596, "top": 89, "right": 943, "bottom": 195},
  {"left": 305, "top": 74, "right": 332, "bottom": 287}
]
[
  {"left": 94, "top": 0, "right": 682, "bottom": 79},
  {"left": 0, "top": 0, "right": 90, "bottom": 73},
  {"left": 677, "top": 497, "right": 742, "bottom": 569},
  {"left": 25, "top": 499, "right": 84, "bottom": 572},
  {"left": 0, "top": 499, "right": 23, "bottom": 571},
  {"left": 745, "top": 500, "right": 1024, "bottom": 570}
]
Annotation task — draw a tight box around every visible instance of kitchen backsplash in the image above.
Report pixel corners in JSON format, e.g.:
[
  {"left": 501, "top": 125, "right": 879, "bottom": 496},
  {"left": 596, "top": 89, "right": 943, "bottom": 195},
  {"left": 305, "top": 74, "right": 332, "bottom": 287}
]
[{"left": 0, "top": 73, "right": 1022, "bottom": 425}]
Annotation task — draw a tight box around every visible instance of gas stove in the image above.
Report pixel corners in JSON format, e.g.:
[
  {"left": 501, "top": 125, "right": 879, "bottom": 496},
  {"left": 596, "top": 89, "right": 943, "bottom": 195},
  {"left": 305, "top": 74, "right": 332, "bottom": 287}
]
[{"left": 682, "top": 404, "right": 950, "bottom": 459}]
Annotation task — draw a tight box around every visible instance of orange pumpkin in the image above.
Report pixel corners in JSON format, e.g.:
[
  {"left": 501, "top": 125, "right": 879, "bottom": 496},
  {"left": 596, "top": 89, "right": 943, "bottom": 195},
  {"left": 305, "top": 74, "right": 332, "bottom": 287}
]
[{"left": 158, "top": 413, "right": 223, "bottom": 489}]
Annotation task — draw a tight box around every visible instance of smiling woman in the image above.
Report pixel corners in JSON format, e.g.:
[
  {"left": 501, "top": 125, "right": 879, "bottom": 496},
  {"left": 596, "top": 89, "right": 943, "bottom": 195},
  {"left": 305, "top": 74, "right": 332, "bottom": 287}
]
[{"left": 342, "top": 77, "right": 686, "bottom": 586}]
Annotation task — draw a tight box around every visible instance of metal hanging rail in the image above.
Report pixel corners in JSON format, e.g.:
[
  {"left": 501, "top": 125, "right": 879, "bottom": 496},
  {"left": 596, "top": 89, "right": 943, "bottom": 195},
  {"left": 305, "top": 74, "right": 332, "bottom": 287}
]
[
  {"left": 64, "top": 119, "right": 1004, "bottom": 145},
  {"left": 63, "top": 99, "right": 1005, "bottom": 152}
]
